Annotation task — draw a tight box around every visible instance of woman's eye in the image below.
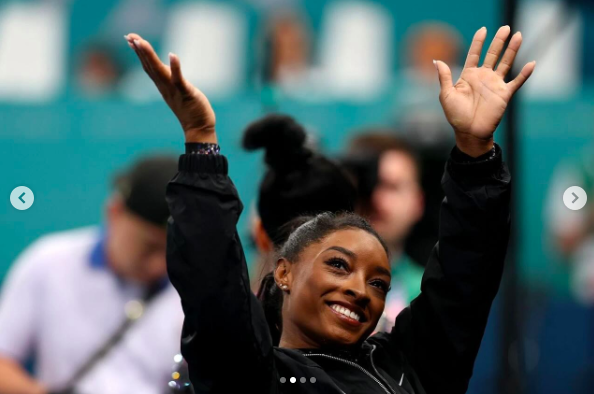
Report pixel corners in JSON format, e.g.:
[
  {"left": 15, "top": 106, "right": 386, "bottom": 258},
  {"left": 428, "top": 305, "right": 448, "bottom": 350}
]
[
  {"left": 371, "top": 280, "right": 390, "bottom": 292},
  {"left": 326, "top": 258, "right": 348, "bottom": 270}
]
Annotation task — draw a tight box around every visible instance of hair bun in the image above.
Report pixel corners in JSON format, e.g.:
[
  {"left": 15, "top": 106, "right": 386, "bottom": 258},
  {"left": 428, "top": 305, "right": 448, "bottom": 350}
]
[{"left": 242, "top": 114, "right": 311, "bottom": 170}]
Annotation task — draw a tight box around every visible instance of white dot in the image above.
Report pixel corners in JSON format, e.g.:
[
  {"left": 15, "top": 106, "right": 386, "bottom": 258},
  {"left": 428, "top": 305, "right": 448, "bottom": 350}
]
[
  {"left": 290, "top": 377, "right": 296, "bottom": 383},
  {"left": 168, "top": 381, "right": 176, "bottom": 388},
  {"left": 300, "top": 377, "right": 306, "bottom": 383},
  {"left": 279, "top": 377, "right": 286, "bottom": 383},
  {"left": 173, "top": 354, "right": 183, "bottom": 363},
  {"left": 310, "top": 377, "right": 316, "bottom": 383}
]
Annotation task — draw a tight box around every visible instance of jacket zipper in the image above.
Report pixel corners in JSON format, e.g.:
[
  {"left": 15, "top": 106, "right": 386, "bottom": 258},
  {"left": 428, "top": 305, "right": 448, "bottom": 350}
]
[
  {"left": 303, "top": 353, "right": 392, "bottom": 394},
  {"left": 369, "top": 345, "right": 398, "bottom": 394}
]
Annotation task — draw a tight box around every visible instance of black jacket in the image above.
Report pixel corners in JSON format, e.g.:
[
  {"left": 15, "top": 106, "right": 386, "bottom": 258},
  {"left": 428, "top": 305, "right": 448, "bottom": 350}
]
[{"left": 166, "top": 144, "right": 511, "bottom": 394}]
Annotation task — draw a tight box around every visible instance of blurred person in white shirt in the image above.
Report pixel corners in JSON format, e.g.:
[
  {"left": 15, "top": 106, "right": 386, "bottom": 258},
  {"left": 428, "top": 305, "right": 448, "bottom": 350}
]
[{"left": 0, "top": 156, "right": 184, "bottom": 394}]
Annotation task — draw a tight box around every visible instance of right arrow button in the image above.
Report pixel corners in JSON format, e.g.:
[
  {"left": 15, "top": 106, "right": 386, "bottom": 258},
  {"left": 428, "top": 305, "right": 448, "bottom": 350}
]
[{"left": 564, "top": 186, "right": 587, "bottom": 211}]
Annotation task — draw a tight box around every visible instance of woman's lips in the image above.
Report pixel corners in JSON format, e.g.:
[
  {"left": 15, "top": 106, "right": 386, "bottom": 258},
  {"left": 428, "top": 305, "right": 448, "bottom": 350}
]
[{"left": 327, "top": 303, "right": 364, "bottom": 327}]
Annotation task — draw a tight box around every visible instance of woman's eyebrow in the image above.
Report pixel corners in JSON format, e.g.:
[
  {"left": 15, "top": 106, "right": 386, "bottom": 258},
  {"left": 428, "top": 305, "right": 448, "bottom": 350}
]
[
  {"left": 325, "top": 246, "right": 356, "bottom": 259},
  {"left": 375, "top": 266, "right": 391, "bottom": 277}
]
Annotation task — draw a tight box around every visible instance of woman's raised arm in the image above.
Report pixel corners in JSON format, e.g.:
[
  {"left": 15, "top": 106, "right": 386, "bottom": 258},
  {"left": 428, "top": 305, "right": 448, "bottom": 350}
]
[
  {"left": 126, "top": 34, "right": 276, "bottom": 394},
  {"left": 377, "top": 26, "right": 534, "bottom": 393}
]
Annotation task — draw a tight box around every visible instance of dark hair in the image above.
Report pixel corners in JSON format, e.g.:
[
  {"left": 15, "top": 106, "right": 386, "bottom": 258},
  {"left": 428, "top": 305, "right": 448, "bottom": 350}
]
[
  {"left": 347, "top": 131, "right": 421, "bottom": 179},
  {"left": 257, "top": 212, "right": 389, "bottom": 346},
  {"left": 243, "top": 114, "right": 357, "bottom": 247}
]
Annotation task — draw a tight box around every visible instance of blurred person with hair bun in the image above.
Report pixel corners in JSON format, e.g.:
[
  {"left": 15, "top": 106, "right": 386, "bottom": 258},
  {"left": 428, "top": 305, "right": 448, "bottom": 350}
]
[{"left": 241, "top": 113, "right": 357, "bottom": 343}]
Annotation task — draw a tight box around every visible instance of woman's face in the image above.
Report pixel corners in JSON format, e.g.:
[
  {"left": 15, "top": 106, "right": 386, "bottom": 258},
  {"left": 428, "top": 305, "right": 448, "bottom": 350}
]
[{"left": 279, "top": 228, "right": 391, "bottom": 348}]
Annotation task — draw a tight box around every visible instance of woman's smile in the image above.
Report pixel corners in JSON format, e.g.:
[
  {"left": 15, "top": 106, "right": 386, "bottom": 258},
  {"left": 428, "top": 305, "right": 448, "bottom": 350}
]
[{"left": 327, "top": 303, "right": 364, "bottom": 327}]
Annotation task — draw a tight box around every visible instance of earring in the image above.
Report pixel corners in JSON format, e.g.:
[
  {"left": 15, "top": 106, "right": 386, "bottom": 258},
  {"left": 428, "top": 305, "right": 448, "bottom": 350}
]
[{"left": 277, "top": 282, "right": 288, "bottom": 290}]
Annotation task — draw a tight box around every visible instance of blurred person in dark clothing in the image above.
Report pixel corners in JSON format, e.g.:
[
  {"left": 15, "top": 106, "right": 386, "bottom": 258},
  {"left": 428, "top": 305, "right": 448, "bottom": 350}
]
[
  {"left": 344, "top": 133, "right": 425, "bottom": 330},
  {"left": 0, "top": 156, "right": 183, "bottom": 394},
  {"left": 391, "top": 23, "right": 465, "bottom": 267},
  {"left": 241, "top": 115, "right": 357, "bottom": 328}
]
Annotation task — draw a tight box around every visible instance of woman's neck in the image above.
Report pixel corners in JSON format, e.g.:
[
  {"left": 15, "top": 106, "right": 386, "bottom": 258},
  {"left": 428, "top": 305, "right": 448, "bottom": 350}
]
[{"left": 278, "top": 322, "right": 320, "bottom": 349}]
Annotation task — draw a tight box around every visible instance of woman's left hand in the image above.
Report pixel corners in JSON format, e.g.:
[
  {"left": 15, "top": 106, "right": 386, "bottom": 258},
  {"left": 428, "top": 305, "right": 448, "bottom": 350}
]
[{"left": 436, "top": 25, "right": 536, "bottom": 157}]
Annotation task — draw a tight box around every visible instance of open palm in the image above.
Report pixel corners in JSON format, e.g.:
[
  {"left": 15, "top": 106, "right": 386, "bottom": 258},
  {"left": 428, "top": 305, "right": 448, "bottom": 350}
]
[{"left": 436, "top": 26, "right": 535, "bottom": 154}]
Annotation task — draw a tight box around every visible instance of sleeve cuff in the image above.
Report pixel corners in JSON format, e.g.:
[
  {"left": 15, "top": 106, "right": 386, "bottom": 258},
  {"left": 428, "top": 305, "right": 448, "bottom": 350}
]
[
  {"left": 178, "top": 153, "right": 229, "bottom": 175},
  {"left": 447, "top": 143, "right": 503, "bottom": 179}
]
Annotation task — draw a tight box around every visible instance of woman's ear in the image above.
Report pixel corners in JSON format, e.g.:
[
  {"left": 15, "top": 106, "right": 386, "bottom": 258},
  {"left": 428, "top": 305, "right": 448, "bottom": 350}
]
[
  {"left": 274, "top": 258, "right": 292, "bottom": 293},
  {"left": 253, "top": 217, "right": 274, "bottom": 253}
]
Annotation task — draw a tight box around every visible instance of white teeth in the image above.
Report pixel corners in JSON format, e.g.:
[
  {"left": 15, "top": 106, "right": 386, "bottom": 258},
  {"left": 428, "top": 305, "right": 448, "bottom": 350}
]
[{"left": 331, "top": 304, "right": 361, "bottom": 322}]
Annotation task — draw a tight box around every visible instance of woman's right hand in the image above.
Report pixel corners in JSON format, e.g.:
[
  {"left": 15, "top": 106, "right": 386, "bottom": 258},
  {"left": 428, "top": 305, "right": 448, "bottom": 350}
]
[{"left": 125, "top": 33, "right": 217, "bottom": 143}]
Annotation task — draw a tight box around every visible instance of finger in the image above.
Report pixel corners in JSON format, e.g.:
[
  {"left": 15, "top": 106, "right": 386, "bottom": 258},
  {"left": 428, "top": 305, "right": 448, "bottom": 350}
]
[
  {"left": 464, "top": 27, "right": 488, "bottom": 69},
  {"left": 132, "top": 40, "right": 154, "bottom": 78},
  {"left": 495, "top": 31, "right": 522, "bottom": 78},
  {"left": 125, "top": 34, "right": 154, "bottom": 79},
  {"left": 134, "top": 38, "right": 171, "bottom": 82},
  {"left": 483, "top": 25, "right": 511, "bottom": 69},
  {"left": 169, "top": 53, "right": 190, "bottom": 95},
  {"left": 508, "top": 61, "right": 536, "bottom": 94},
  {"left": 435, "top": 60, "right": 454, "bottom": 95}
]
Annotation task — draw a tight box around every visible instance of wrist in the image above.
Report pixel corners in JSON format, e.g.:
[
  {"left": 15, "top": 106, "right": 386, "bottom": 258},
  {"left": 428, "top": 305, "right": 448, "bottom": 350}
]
[
  {"left": 455, "top": 134, "right": 494, "bottom": 158},
  {"left": 184, "top": 126, "right": 217, "bottom": 144}
]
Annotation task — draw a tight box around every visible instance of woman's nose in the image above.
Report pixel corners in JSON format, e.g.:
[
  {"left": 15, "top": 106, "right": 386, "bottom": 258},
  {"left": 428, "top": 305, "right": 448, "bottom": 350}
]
[{"left": 344, "top": 278, "right": 370, "bottom": 305}]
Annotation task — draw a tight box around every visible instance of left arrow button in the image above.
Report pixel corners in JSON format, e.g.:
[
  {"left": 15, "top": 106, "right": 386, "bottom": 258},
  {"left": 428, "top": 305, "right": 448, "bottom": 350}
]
[{"left": 10, "top": 187, "right": 34, "bottom": 210}]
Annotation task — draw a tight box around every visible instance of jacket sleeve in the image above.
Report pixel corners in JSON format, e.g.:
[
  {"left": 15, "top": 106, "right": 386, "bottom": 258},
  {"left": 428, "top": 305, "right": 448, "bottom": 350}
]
[
  {"left": 391, "top": 144, "right": 511, "bottom": 394},
  {"left": 166, "top": 153, "right": 276, "bottom": 394}
]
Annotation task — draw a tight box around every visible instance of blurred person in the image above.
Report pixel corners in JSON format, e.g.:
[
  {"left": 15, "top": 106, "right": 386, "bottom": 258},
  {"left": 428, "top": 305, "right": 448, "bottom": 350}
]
[
  {"left": 241, "top": 115, "right": 357, "bottom": 333},
  {"left": 391, "top": 23, "right": 465, "bottom": 267},
  {"left": 0, "top": 156, "right": 183, "bottom": 394},
  {"left": 125, "top": 22, "right": 535, "bottom": 394},
  {"left": 546, "top": 149, "right": 594, "bottom": 302},
  {"left": 75, "top": 43, "right": 124, "bottom": 98},
  {"left": 394, "top": 22, "right": 464, "bottom": 149},
  {"left": 545, "top": 145, "right": 594, "bottom": 394},
  {"left": 258, "top": 12, "right": 325, "bottom": 101},
  {"left": 343, "top": 133, "right": 425, "bottom": 330}
]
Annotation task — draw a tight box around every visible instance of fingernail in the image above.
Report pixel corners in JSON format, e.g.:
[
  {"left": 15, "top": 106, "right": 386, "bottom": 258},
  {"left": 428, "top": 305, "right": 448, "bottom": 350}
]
[
  {"left": 169, "top": 52, "right": 174, "bottom": 62},
  {"left": 127, "top": 42, "right": 134, "bottom": 50},
  {"left": 481, "top": 26, "right": 486, "bottom": 30},
  {"left": 133, "top": 39, "right": 140, "bottom": 48},
  {"left": 433, "top": 59, "right": 438, "bottom": 70},
  {"left": 123, "top": 34, "right": 128, "bottom": 40}
]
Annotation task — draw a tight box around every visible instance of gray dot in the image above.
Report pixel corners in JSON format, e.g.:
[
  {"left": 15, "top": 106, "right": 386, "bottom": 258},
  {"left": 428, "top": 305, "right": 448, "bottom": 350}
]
[
  {"left": 290, "top": 377, "right": 296, "bottom": 383},
  {"left": 300, "top": 377, "right": 306, "bottom": 383},
  {"left": 310, "top": 377, "right": 317, "bottom": 383},
  {"left": 279, "top": 377, "right": 286, "bottom": 383}
]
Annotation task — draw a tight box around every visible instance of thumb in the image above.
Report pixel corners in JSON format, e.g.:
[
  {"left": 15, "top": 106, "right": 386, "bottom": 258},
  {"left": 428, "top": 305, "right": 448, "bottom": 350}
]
[{"left": 434, "top": 60, "right": 453, "bottom": 95}]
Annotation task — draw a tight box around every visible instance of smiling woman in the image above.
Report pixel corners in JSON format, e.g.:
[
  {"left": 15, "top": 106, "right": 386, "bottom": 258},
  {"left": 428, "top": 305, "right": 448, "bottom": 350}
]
[
  {"left": 125, "top": 24, "right": 534, "bottom": 394},
  {"left": 272, "top": 213, "right": 390, "bottom": 349}
]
